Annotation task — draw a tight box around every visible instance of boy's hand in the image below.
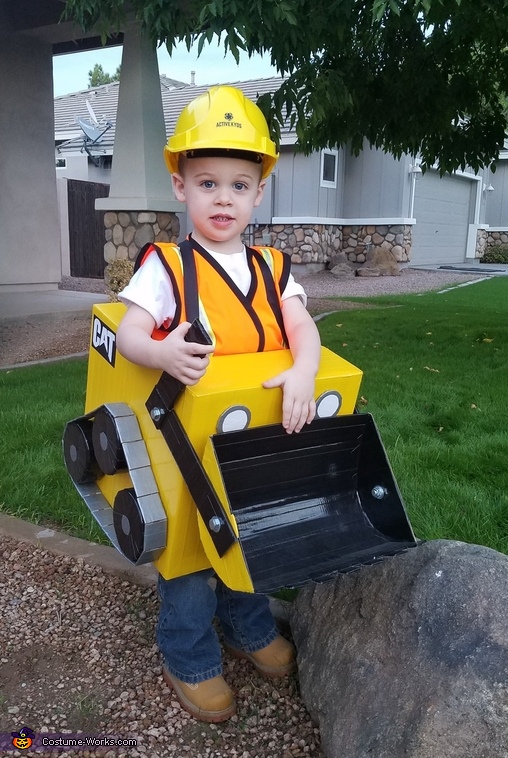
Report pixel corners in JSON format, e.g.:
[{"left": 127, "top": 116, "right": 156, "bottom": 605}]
[
  {"left": 116, "top": 306, "right": 214, "bottom": 385},
  {"left": 263, "top": 366, "right": 316, "bottom": 434},
  {"left": 160, "top": 322, "right": 213, "bottom": 384}
]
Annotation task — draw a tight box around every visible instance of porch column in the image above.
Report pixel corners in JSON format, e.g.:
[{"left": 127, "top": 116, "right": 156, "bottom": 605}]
[
  {"left": 95, "top": 22, "right": 183, "bottom": 263},
  {"left": 0, "top": 31, "right": 60, "bottom": 291}
]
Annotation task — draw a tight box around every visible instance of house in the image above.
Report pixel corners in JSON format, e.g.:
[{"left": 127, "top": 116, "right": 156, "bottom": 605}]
[{"left": 55, "top": 74, "right": 508, "bottom": 279}]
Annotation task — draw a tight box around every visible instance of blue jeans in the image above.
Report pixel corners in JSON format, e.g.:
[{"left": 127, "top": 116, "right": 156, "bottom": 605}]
[{"left": 156, "top": 569, "right": 278, "bottom": 683}]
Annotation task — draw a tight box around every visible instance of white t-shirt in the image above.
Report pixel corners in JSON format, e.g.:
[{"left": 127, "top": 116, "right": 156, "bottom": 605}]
[{"left": 119, "top": 246, "right": 307, "bottom": 328}]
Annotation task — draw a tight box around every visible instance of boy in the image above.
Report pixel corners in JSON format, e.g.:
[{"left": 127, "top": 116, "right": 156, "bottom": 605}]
[{"left": 117, "top": 85, "right": 321, "bottom": 722}]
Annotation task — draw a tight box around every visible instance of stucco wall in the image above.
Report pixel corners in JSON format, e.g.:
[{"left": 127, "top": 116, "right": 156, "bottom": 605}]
[{"left": 0, "top": 34, "right": 61, "bottom": 290}]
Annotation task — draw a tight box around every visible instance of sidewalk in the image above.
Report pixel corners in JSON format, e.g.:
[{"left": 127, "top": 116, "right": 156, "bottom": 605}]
[
  {"left": 0, "top": 288, "right": 108, "bottom": 324},
  {"left": 410, "top": 262, "right": 508, "bottom": 275}
]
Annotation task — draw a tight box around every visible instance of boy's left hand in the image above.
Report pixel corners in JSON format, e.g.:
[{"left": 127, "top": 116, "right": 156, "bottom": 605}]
[{"left": 263, "top": 367, "right": 316, "bottom": 434}]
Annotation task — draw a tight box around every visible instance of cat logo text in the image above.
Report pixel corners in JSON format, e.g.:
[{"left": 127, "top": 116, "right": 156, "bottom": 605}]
[{"left": 92, "top": 316, "right": 116, "bottom": 366}]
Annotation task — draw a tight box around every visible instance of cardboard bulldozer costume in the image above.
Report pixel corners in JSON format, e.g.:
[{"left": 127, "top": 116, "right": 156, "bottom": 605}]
[{"left": 63, "top": 303, "right": 417, "bottom": 593}]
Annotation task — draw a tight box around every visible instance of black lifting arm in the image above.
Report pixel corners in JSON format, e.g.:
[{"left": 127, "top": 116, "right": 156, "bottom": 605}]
[{"left": 145, "top": 321, "right": 237, "bottom": 557}]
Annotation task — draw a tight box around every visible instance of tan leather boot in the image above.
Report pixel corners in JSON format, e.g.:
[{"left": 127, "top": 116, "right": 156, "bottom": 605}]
[
  {"left": 226, "top": 634, "right": 297, "bottom": 678},
  {"left": 163, "top": 668, "right": 236, "bottom": 722}
]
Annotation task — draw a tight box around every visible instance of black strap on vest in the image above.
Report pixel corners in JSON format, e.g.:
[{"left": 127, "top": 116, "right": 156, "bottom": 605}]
[
  {"left": 178, "top": 238, "right": 200, "bottom": 324},
  {"left": 133, "top": 242, "right": 155, "bottom": 274},
  {"left": 133, "top": 243, "right": 182, "bottom": 334},
  {"left": 249, "top": 247, "right": 289, "bottom": 347}
]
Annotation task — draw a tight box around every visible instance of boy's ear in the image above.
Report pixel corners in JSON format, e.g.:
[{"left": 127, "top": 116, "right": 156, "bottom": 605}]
[
  {"left": 172, "top": 173, "right": 186, "bottom": 202},
  {"left": 253, "top": 180, "right": 266, "bottom": 208}
]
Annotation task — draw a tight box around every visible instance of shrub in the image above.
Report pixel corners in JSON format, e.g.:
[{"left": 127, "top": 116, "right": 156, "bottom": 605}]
[
  {"left": 105, "top": 258, "right": 134, "bottom": 302},
  {"left": 480, "top": 245, "right": 508, "bottom": 264}
]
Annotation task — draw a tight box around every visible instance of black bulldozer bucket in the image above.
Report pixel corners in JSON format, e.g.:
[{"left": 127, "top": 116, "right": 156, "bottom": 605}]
[{"left": 204, "top": 413, "right": 417, "bottom": 594}]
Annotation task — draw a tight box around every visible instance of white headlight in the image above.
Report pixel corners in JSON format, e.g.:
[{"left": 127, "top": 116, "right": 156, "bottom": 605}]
[
  {"left": 315, "top": 391, "right": 342, "bottom": 418},
  {"left": 216, "top": 406, "right": 251, "bottom": 434}
]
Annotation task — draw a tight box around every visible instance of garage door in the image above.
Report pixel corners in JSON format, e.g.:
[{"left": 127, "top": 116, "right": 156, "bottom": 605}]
[{"left": 411, "top": 171, "right": 474, "bottom": 265}]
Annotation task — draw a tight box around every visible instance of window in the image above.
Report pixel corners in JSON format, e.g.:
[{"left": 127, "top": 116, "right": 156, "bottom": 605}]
[
  {"left": 320, "top": 149, "right": 338, "bottom": 188},
  {"left": 56, "top": 158, "right": 66, "bottom": 168}
]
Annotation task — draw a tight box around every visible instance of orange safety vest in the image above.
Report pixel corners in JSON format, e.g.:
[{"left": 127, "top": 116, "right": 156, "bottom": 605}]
[{"left": 134, "top": 237, "right": 291, "bottom": 356}]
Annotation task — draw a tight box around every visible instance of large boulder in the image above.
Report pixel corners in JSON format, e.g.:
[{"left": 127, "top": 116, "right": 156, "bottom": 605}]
[
  {"left": 358, "top": 246, "right": 401, "bottom": 276},
  {"left": 328, "top": 252, "right": 357, "bottom": 279},
  {"left": 328, "top": 251, "right": 350, "bottom": 268},
  {"left": 330, "top": 262, "right": 356, "bottom": 279},
  {"left": 355, "top": 266, "right": 380, "bottom": 277},
  {"left": 291, "top": 540, "right": 508, "bottom": 758}
]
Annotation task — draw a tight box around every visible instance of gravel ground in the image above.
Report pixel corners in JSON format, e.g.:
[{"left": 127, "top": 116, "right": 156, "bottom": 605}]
[
  {"left": 294, "top": 265, "right": 485, "bottom": 305},
  {"left": 1, "top": 537, "right": 320, "bottom": 758},
  {"left": 0, "top": 266, "right": 487, "bottom": 757}
]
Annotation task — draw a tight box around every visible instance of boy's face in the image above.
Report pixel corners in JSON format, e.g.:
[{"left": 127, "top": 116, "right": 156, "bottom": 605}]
[{"left": 172, "top": 156, "right": 265, "bottom": 253}]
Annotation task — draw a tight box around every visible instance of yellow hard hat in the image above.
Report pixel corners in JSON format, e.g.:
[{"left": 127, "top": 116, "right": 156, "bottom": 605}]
[{"left": 164, "top": 85, "right": 279, "bottom": 179}]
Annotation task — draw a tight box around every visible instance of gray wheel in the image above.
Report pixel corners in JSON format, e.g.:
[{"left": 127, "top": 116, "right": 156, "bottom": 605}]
[
  {"left": 113, "top": 488, "right": 145, "bottom": 563},
  {"left": 63, "top": 419, "right": 101, "bottom": 484},
  {"left": 92, "top": 407, "right": 126, "bottom": 475}
]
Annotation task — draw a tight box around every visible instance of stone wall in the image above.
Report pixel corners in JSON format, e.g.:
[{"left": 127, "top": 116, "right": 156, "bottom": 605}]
[
  {"left": 485, "top": 230, "right": 508, "bottom": 249},
  {"left": 475, "top": 228, "right": 488, "bottom": 258},
  {"left": 103, "top": 215, "right": 413, "bottom": 268},
  {"left": 342, "top": 224, "right": 411, "bottom": 264},
  {"left": 475, "top": 228, "right": 508, "bottom": 257},
  {"left": 103, "top": 211, "right": 180, "bottom": 262},
  {"left": 251, "top": 224, "right": 342, "bottom": 265},
  {"left": 250, "top": 222, "right": 412, "bottom": 266}
]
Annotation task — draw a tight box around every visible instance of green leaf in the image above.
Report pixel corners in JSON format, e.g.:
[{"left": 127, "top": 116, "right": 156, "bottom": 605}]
[{"left": 372, "top": 0, "right": 387, "bottom": 22}]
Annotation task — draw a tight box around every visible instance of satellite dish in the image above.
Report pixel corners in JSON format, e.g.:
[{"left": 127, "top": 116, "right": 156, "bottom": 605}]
[
  {"left": 76, "top": 117, "right": 107, "bottom": 144},
  {"left": 75, "top": 103, "right": 113, "bottom": 164},
  {"left": 75, "top": 99, "right": 112, "bottom": 153},
  {"left": 57, "top": 99, "right": 113, "bottom": 166}
]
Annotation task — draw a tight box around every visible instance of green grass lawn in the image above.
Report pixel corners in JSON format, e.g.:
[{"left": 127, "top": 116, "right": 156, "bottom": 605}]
[
  {"left": 1, "top": 276, "right": 507, "bottom": 555},
  {"left": 318, "top": 276, "right": 508, "bottom": 554},
  {"left": 0, "top": 359, "right": 105, "bottom": 543}
]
